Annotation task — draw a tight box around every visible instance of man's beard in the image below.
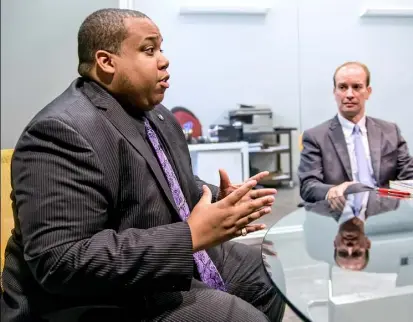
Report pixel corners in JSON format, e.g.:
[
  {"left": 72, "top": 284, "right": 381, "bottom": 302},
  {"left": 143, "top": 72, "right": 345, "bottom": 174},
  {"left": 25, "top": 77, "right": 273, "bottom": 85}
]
[{"left": 116, "top": 74, "right": 155, "bottom": 112}]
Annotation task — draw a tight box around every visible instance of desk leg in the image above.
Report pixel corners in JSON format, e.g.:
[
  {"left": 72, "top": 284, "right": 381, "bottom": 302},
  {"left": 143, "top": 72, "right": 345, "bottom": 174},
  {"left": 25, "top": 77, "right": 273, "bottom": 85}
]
[
  {"left": 288, "top": 131, "right": 294, "bottom": 187},
  {"left": 241, "top": 146, "right": 250, "bottom": 182}
]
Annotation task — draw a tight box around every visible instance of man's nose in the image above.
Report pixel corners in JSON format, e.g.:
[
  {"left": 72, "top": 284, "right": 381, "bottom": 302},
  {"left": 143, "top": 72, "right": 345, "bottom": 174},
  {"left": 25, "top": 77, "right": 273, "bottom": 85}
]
[
  {"left": 345, "top": 240, "right": 354, "bottom": 247},
  {"left": 158, "top": 53, "right": 169, "bottom": 70},
  {"left": 346, "top": 88, "right": 354, "bottom": 98}
]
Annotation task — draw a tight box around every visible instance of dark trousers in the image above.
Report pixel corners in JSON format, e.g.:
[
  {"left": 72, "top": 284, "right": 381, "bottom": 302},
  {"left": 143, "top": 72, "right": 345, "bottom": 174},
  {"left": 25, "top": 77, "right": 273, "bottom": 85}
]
[{"left": 45, "top": 242, "right": 285, "bottom": 322}]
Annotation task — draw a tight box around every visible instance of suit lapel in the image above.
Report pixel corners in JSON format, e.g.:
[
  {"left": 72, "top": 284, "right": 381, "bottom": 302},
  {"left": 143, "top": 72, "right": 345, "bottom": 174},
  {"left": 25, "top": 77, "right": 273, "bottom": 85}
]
[
  {"left": 82, "top": 81, "right": 180, "bottom": 215},
  {"left": 328, "top": 116, "right": 353, "bottom": 180},
  {"left": 148, "top": 110, "right": 195, "bottom": 210},
  {"left": 366, "top": 117, "right": 382, "bottom": 184}
]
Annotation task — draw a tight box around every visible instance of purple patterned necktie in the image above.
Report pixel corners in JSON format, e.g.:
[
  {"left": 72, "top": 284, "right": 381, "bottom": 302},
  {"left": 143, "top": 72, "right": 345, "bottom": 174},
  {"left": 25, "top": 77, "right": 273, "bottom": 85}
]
[{"left": 143, "top": 117, "right": 226, "bottom": 291}]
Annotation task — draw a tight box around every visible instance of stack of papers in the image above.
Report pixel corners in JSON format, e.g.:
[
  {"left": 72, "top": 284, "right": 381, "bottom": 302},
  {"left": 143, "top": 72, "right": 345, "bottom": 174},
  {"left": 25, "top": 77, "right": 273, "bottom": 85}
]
[{"left": 389, "top": 180, "right": 413, "bottom": 193}]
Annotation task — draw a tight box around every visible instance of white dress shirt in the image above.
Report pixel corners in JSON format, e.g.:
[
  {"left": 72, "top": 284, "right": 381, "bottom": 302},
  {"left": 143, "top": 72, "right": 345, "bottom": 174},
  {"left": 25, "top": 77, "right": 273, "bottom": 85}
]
[{"left": 337, "top": 113, "right": 376, "bottom": 184}]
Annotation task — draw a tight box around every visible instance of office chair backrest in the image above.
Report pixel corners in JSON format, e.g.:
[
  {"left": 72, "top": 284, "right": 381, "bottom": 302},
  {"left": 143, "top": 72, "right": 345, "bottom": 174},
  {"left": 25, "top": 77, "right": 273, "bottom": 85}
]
[{"left": 170, "top": 106, "right": 202, "bottom": 138}]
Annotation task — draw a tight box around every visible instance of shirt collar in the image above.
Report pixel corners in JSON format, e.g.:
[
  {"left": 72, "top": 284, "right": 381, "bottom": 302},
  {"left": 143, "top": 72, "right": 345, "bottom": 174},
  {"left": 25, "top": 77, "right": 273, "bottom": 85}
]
[{"left": 337, "top": 113, "right": 367, "bottom": 138}]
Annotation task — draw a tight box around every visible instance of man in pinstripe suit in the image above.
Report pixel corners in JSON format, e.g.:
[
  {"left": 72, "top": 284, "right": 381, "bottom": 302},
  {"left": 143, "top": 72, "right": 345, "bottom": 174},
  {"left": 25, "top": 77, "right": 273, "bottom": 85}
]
[{"left": 1, "top": 8, "right": 285, "bottom": 322}]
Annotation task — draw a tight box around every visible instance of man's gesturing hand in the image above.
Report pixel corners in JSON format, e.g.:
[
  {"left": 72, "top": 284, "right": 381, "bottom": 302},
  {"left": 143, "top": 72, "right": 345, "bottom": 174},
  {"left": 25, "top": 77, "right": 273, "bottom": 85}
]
[
  {"left": 187, "top": 180, "right": 272, "bottom": 252},
  {"left": 217, "top": 169, "right": 276, "bottom": 207}
]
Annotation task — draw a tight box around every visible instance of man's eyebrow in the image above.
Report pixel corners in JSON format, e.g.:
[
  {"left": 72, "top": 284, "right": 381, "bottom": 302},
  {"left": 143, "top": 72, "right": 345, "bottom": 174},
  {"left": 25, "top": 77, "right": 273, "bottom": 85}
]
[
  {"left": 143, "top": 36, "right": 163, "bottom": 42},
  {"left": 337, "top": 82, "right": 363, "bottom": 86}
]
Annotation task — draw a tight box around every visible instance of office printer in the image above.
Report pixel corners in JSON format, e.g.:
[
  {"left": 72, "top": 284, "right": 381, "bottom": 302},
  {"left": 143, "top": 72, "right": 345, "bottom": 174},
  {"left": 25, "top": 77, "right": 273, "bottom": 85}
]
[{"left": 228, "top": 104, "right": 273, "bottom": 134}]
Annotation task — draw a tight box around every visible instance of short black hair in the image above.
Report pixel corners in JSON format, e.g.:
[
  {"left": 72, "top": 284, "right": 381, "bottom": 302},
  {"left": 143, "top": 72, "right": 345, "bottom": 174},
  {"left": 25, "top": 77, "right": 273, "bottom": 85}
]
[{"left": 77, "top": 8, "right": 148, "bottom": 77}]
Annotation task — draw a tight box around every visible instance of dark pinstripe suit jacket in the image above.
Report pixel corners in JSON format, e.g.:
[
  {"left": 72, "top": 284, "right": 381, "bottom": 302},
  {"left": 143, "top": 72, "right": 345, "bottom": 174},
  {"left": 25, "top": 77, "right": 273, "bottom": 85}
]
[{"left": 1, "top": 78, "right": 220, "bottom": 321}]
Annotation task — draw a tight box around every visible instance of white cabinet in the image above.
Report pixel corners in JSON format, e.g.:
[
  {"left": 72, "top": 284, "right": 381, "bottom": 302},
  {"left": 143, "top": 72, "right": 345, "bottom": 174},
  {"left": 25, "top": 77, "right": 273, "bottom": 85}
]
[{"left": 188, "top": 142, "right": 250, "bottom": 186}]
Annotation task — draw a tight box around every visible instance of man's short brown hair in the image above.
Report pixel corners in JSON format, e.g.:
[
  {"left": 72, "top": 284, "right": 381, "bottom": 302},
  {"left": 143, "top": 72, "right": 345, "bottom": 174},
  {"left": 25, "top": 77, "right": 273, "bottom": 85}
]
[{"left": 333, "top": 61, "right": 371, "bottom": 88}]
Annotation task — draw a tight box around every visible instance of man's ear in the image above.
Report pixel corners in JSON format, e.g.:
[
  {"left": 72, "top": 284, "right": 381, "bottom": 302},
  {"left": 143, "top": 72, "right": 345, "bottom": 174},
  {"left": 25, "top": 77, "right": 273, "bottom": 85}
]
[
  {"left": 95, "top": 50, "right": 115, "bottom": 74},
  {"left": 365, "top": 86, "right": 372, "bottom": 99}
]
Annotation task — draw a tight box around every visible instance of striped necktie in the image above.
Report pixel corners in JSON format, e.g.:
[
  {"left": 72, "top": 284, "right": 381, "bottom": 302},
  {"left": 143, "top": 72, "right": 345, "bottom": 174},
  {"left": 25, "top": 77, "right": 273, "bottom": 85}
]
[{"left": 353, "top": 125, "right": 375, "bottom": 187}]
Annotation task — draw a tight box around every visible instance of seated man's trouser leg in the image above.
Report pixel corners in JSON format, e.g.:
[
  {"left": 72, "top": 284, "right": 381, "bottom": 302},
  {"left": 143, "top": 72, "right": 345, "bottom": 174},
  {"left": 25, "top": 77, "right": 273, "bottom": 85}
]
[
  {"left": 43, "top": 242, "right": 285, "bottom": 322},
  {"left": 147, "top": 241, "right": 285, "bottom": 322}
]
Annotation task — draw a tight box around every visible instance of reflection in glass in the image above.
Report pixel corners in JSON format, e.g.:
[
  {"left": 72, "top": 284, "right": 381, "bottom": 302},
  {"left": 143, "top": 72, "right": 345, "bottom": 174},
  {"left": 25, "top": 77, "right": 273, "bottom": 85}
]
[
  {"left": 262, "top": 191, "right": 413, "bottom": 321},
  {"left": 305, "top": 191, "right": 400, "bottom": 271}
]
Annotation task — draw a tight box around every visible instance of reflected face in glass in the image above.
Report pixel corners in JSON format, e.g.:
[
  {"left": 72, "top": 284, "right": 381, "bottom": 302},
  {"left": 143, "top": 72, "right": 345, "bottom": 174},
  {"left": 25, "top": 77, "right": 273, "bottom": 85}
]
[
  {"left": 333, "top": 64, "right": 372, "bottom": 121},
  {"left": 334, "top": 218, "right": 371, "bottom": 270}
]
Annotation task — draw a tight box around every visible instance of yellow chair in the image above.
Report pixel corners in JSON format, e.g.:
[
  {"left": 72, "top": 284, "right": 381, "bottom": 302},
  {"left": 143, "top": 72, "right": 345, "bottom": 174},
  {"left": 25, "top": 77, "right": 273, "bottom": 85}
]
[
  {"left": 1, "top": 149, "right": 113, "bottom": 320},
  {"left": 0, "top": 149, "right": 86, "bottom": 320},
  {"left": 1, "top": 149, "right": 14, "bottom": 274},
  {"left": 298, "top": 133, "right": 303, "bottom": 152}
]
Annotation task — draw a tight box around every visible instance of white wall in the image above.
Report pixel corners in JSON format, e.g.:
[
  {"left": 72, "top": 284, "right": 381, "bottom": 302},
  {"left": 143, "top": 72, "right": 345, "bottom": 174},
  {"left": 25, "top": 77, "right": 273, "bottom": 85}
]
[
  {"left": 130, "top": 0, "right": 413, "bottom": 177},
  {"left": 130, "top": 0, "right": 302, "bottom": 176},
  {"left": 1, "top": 0, "right": 119, "bottom": 148},
  {"left": 2, "top": 0, "right": 412, "bottom": 174},
  {"left": 298, "top": 0, "right": 413, "bottom": 145},
  {"left": 133, "top": 0, "right": 301, "bottom": 131}
]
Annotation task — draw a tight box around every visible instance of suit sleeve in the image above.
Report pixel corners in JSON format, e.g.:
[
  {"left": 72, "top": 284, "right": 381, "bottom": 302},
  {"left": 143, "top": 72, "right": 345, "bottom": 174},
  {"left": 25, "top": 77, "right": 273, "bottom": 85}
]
[
  {"left": 395, "top": 124, "right": 413, "bottom": 180},
  {"left": 12, "top": 117, "right": 194, "bottom": 297},
  {"left": 298, "top": 130, "right": 335, "bottom": 202},
  {"left": 194, "top": 176, "right": 220, "bottom": 203}
]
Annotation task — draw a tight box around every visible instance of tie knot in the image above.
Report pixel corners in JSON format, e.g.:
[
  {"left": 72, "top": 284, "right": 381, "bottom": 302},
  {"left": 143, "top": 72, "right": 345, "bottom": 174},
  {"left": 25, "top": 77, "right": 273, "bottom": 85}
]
[{"left": 353, "top": 124, "right": 361, "bottom": 134}]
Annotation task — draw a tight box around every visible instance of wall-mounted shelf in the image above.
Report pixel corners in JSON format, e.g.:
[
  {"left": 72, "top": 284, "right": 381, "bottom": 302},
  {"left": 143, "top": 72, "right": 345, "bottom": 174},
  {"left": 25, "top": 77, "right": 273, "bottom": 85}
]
[
  {"left": 179, "top": 5, "right": 270, "bottom": 16},
  {"left": 118, "top": 0, "right": 134, "bottom": 9},
  {"left": 360, "top": 8, "right": 413, "bottom": 18}
]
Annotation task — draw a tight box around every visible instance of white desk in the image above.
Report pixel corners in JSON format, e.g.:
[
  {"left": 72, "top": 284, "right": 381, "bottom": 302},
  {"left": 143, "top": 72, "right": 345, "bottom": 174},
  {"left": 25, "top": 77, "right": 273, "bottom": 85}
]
[{"left": 188, "top": 142, "right": 249, "bottom": 186}]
